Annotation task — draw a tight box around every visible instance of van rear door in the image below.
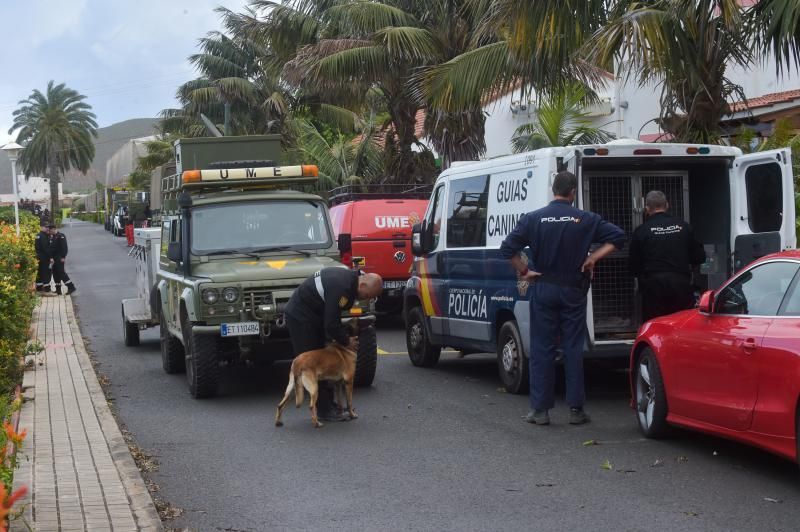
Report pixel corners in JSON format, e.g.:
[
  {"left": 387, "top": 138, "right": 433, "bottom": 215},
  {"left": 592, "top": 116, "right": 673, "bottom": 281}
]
[{"left": 732, "top": 149, "right": 794, "bottom": 271}]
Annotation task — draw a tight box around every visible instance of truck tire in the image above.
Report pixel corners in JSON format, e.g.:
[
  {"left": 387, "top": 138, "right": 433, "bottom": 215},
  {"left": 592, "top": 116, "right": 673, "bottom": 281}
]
[
  {"left": 406, "top": 306, "right": 441, "bottom": 367},
  {"left": 122, "top": 304, "right": 140, "bottom": 347},
  {"left": 159, "top": 310, "right": 185, "bottom": 374},
  {"left": 184, "top": 325, "right": 220, "bottom": 399},
  {"left": 497, "top": 320, "right": 529, "bottom": 394},
  {"left": 354, "top": 324, "right": 377, "bottom": 388}
]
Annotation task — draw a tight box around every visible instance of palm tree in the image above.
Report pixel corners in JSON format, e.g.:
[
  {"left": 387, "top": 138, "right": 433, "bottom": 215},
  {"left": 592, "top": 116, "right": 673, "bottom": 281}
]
[
  {"left": 238, "top": 0, "right": 488, "bottom": 178},
  {"left": 10, "top": 81, "right": 98, "bottom": 221},
  {"left": 510, "top": 84, "right": 614, "bottom": 153},
  {"left": 755, "top": 0, "right": 800, "bottom": 74},
  {"left": 416, "top": 1, "right": 610, "bottom": 113},
  {"left": 290, "top": 118, "right": 385, "bottom": 191},
  {"left": 584, "top": 0, "right": 755, "bottom": 143}
]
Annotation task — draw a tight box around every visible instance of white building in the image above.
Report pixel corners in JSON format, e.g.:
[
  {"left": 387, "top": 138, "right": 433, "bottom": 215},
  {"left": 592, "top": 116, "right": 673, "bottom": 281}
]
[
  {"left": 0, "top": 175, "right": 63, "bottom": 205},
  {"left": 479, "top": 51, "right": 800, "bottom": 158}
]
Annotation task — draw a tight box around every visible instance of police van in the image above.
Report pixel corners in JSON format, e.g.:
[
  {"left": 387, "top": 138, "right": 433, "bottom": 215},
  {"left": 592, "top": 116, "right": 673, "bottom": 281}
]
[{"left": 403, "top": 141, "right": 796, "bottom": 393}]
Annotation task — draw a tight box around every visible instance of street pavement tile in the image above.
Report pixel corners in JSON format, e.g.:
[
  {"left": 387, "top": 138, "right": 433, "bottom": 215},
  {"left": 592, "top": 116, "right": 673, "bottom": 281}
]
[{"left": 14, "top": 297, "right": 161, "bottom": 532}]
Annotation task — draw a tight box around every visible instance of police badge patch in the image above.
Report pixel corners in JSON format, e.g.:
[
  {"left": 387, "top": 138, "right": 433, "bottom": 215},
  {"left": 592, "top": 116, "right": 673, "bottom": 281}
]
[{"left": 339, "top": 296, "right": 349, "bottom": 308}]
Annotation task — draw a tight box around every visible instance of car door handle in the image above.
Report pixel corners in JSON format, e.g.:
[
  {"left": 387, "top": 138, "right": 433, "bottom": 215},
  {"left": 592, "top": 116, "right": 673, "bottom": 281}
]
[{"left": 740, "top": 338, "right": 757, "bottom": 353}]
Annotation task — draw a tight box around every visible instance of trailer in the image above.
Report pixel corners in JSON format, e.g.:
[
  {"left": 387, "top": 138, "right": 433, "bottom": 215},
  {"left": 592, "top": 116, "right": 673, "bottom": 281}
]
[{"left": 121, "top": 227, "right": 161, "bottom": 346}]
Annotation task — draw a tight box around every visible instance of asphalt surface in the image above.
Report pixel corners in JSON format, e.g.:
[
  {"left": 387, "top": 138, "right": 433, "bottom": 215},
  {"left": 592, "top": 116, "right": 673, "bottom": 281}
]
[{"left": 62, "top": 220, "right": 800, "bottom": 532}]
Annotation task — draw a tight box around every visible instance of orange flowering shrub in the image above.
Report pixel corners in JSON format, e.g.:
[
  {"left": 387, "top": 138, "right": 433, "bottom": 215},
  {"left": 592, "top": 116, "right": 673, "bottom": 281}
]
[{"left": 0, "top": 209, "right": 37, "bottom": 396}]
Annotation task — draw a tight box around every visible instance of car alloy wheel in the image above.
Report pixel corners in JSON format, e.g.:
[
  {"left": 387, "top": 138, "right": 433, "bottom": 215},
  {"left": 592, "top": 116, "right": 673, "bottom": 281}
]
[{"left": 635, "top": 349, "right": 668, "bottom": 438}]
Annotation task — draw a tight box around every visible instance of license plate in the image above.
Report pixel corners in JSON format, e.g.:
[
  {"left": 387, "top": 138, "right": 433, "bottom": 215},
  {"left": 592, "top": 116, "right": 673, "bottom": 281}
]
[
  {"left": 383, "top": 280, "right": 406, "bottom": 289},
  {"left": 221, "top": 321, "right": 260, "bottom": 337}
]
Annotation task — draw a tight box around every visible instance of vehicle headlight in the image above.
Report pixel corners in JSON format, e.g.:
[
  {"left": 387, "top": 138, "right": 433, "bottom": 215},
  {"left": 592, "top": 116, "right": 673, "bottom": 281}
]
[
  {"left": 202, "top": 288, "right": 219, "bottom": 304},
  {"left": 222, "top": 287, "right": 239, "bottom": 303}
]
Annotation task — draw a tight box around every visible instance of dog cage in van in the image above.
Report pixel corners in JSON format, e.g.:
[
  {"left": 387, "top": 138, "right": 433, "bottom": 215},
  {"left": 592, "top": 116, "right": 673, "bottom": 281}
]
[{"left": 582, "top": 172, "right": 689, "bottom": 338}]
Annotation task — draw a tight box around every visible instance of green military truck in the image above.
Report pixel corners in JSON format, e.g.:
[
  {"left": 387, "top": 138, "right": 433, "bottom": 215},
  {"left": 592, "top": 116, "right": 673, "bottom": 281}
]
[{"left": 156, "top": 135, "right": 377, "bottom": 398}]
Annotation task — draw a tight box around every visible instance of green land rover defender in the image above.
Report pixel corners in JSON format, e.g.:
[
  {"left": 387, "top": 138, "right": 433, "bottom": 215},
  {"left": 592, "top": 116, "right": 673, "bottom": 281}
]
[{"left": 156, "top": 136, "right": 377, "bottom": 398}]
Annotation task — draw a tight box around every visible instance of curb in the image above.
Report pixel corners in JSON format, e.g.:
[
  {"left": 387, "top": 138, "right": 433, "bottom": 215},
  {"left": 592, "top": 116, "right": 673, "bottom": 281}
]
[{"left": 63, "top": 297, "right": 164, "bottom": 531}]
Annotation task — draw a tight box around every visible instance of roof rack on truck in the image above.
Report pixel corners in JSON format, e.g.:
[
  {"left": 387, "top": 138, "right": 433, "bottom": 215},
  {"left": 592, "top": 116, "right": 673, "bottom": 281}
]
[{"left": 328, "top": 183, "right": 433, "bottom": 206}]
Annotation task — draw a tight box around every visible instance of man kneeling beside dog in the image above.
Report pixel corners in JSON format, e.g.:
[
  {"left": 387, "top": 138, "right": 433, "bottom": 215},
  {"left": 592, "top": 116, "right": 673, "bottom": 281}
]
[{"left": 277, "top": 267, "right": 382, "bottom": 428}]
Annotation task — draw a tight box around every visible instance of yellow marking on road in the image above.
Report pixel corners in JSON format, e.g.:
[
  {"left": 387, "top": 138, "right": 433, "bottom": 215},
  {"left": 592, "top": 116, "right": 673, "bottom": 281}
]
[{"left": 377, "top": 348, "right": 460, "bottom": 356}]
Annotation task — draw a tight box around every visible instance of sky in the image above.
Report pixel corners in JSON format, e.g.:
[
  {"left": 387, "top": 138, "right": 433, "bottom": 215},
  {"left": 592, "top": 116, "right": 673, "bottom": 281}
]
[{"left": 0, "top": 0, "right": 248, "bottom": 145}]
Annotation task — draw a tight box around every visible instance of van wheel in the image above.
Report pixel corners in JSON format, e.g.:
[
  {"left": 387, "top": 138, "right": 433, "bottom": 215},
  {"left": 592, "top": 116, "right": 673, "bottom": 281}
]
[
  {"left": 497, "top": 321, "right": 529, "bottom": 394},
  {"left": 635, "top": 348, "right": 669, "bottom": 438},
  {"left": 122, "top": 304, "right": 140, "bottom": 347},
  {"left": 406, "top": 306, "right": 440, "bottom": 367},
  {"left": 159, "top": 309, "right": 185, "bottom": 374},
  {"left": 354, "top": 325, "right": 377, "bottom": 387},
  {"left": 184, "top": 321, "right": 220, "bottom": 399}
]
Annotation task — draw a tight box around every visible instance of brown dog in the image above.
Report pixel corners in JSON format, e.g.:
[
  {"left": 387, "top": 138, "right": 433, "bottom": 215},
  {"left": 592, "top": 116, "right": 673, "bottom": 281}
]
[{"left": 275, "top": 343, "right": 358, "bottom": 428}]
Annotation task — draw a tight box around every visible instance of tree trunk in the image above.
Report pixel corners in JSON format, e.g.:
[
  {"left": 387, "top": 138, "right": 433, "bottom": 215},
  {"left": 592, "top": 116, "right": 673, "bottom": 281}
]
[
  {"left": 389, "top": 100, "right": 419, "bottom": 184},
  {"left": 47, "top": 144, "right": 59, "bottom": 224}
]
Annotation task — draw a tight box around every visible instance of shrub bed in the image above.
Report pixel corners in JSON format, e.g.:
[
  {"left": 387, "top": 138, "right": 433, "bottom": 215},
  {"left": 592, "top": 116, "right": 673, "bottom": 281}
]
[{"left": 0, "top": 207, "right": 37, "bottom": 528}]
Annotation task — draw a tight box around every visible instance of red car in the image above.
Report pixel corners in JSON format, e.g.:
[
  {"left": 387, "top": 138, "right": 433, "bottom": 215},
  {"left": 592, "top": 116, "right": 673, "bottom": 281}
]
[{"left": 630, "top": 251, "right": 800, "bottom": 464}]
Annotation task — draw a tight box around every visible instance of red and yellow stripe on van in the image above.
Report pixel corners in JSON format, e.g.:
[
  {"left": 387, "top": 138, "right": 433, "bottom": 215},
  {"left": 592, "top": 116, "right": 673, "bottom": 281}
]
[{"left": 418, "top": 259, "right": 441, "bottom": 317}]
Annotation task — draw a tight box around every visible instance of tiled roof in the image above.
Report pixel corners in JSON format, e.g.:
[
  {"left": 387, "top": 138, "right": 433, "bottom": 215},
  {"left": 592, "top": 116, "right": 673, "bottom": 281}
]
[{"left": 729, "top": 88, "right": 800, "bottom": 113}]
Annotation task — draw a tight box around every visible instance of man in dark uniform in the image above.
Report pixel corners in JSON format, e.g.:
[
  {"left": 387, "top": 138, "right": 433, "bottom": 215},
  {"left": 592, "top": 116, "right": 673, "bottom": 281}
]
[
  {"left": 629, "top": 190, "right": 705, "bottom": 322},
  {"left": 284, "top": 267, "right": 383, "bottom": 420},
  {"left": 48, "top": 225, "right": 76, "bottom": 295},
  {"left": 501, "top": 171, "right": 626, "bottom": 426},
  {"left": 34, "top": 221, "right": 53, "bottom": 293}
]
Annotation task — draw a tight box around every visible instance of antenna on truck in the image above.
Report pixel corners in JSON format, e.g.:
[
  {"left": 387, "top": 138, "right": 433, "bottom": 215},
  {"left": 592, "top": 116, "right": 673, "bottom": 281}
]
[{"left": 200, "top": 113, "right": 224, "bottom": 137}]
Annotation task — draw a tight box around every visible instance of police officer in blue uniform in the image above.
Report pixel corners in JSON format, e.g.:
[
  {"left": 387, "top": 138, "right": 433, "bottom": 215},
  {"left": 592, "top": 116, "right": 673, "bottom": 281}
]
[
  {"left": 629, "top": 190, "right": 705, "bottom": 321},
  {"left": 34, "top": 221, "right": 53, "bottom": 292},
  {"left": 500, "top": 171, "right": 626, "bottom": 425}
]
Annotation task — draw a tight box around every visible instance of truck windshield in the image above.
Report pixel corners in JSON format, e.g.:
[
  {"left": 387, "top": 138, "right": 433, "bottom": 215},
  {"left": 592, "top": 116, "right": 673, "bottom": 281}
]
[{"left": 190, "top": 200, "right": 331, "bottom": 255}]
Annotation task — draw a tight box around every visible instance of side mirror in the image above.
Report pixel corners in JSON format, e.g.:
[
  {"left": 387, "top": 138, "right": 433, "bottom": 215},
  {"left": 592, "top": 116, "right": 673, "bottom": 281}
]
[
  {"left": 698, "top": 290, "right": 714, "bottom": 313},
  {"left": 338, "top": 233, "right": 352, "bottom": 254},
  {"left": 411, "top": 223, "right": 423, "bottom": 256},
  {"left": 167, "top": 242, "right": 182, "bottom": 263}
]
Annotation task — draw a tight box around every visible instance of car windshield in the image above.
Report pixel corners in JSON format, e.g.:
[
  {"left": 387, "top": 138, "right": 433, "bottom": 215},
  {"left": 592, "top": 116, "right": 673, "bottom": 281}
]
[{"left": 191, "top": 200, "right": 331, "bottom": 255}]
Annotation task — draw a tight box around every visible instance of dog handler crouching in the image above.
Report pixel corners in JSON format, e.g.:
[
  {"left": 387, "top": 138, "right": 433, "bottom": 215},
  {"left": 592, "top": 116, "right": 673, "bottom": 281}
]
[{"left": 284, "top": 267, "right": 383, "bottom": 421}]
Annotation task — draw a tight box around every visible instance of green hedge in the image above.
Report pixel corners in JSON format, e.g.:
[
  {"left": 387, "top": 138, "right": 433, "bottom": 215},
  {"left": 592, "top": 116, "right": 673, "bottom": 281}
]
[{"left": 0, "top": 208, "right": 38, "bottom": 395}]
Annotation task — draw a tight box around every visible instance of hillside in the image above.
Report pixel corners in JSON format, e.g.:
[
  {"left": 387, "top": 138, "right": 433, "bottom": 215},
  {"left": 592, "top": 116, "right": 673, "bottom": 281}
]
[{"left": 0, "top": 118, "right": 158, "bottom": 194}]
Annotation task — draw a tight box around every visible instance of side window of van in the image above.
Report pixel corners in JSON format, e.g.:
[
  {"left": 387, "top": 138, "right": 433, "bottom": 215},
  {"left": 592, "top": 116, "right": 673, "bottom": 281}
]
[
  {"left": 429, "top": 185, "right": 445, "bottom": 249},
  {"left": 745, "top": 162, "right": 783, "bottom": 233},
  {"left": 447, "top": 175, "right": 489, "bottom": 248}
]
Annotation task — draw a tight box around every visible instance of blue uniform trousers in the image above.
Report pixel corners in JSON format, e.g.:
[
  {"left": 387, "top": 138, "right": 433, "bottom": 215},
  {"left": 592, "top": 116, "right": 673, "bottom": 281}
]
[{"left": 529, "top": 282, "right": 587, "bottom": 411}]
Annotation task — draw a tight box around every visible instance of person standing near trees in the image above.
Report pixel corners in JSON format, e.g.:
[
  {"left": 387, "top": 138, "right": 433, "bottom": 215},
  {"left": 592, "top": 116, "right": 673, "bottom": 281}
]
[
  {"left": 48, "top": 224, "right": 76, "bottom": 295},
  {"left": 34, "top": 221, "right": 53, "bottom": 293}
]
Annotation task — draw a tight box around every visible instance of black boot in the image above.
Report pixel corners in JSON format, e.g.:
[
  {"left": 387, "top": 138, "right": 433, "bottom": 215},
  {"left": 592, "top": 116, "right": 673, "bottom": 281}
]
[{"left": 316, "top": 383, "right": 347, "bottom": 422}]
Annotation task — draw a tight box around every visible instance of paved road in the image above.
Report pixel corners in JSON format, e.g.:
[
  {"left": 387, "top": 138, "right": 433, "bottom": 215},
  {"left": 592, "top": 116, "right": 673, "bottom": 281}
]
[{"left": 63, "top": 220, "right": 800, "bottom": 532}]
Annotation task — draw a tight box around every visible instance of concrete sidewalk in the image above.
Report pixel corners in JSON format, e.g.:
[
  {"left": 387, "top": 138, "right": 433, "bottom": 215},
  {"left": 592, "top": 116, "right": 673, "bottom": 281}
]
[{"left": 12, "top": 295, "right": 161, "bottom": 531}]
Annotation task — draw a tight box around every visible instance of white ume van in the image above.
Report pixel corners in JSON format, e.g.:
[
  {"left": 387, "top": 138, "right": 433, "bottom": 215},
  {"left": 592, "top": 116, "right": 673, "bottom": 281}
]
[{"left": 403, "top": 141, "right": 796, "bottom": 393}]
